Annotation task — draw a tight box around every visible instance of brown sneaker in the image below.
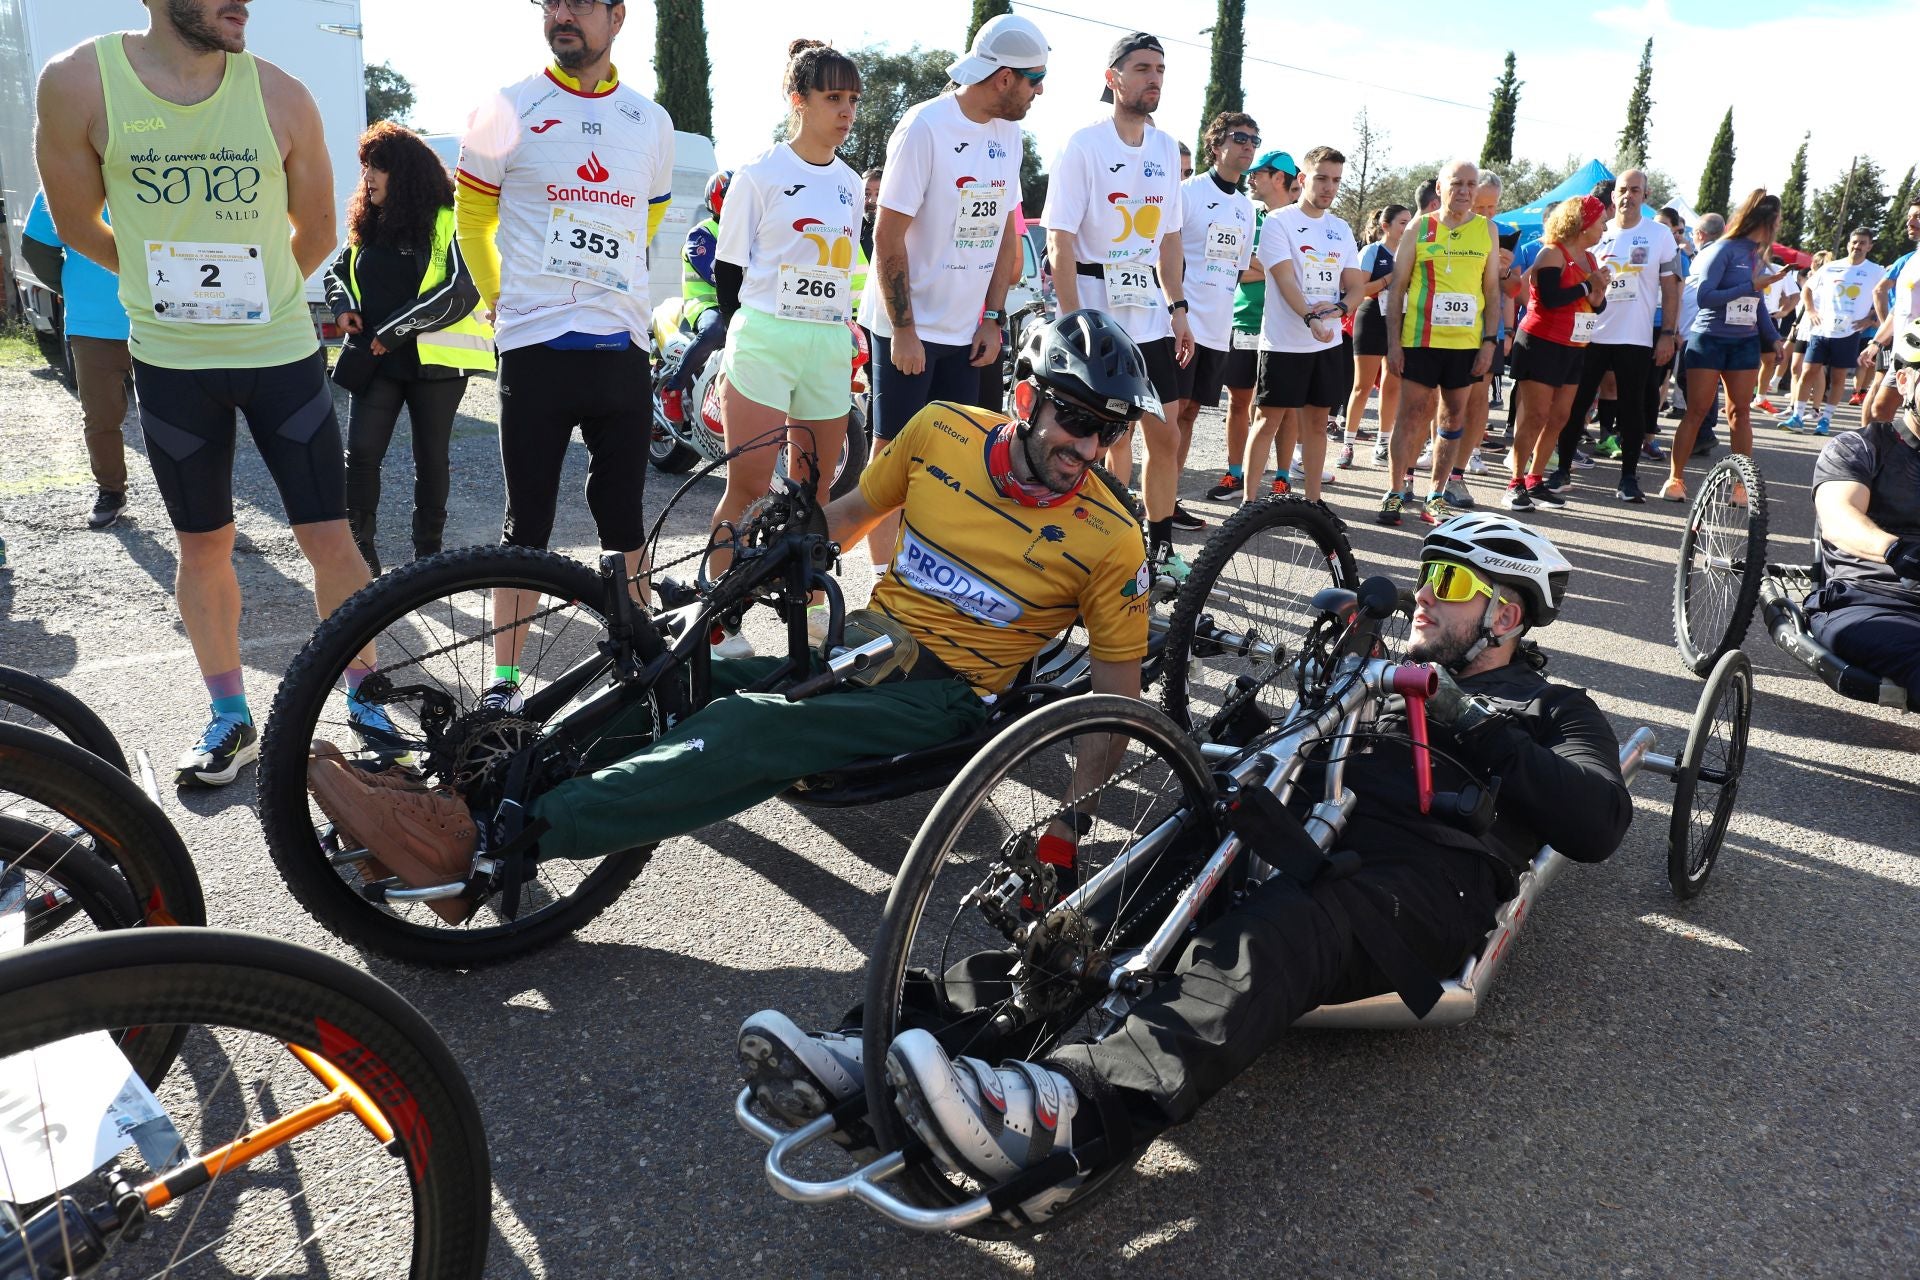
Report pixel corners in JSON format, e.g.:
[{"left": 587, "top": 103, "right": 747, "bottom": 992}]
[{"left": 308, "top": 740, "right": 478, "bottom": 925}]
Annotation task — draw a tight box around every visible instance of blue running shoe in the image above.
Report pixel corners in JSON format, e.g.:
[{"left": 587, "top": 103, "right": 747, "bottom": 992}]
[
  {"left": 1812, "top": 413, "right": 1832, "bottom": 436},
  {"left": 1781, "top": 413, "right": 1805, "bottom": 432},
  {"left": 175, "top": 713, "right": 258, "bottom": 788}
]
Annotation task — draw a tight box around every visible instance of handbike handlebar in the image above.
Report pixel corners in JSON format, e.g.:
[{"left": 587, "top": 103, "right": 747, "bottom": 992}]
[
  {"left": 1390, "top": 663, "right": 1439, "bottom": 814},
  {"left": 783, "top": 634, "right": 898, "bottom": 702}
]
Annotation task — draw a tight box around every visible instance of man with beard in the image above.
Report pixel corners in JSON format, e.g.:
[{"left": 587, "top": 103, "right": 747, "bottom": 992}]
[
  {"left": 858, "top": 12, "right": 1049, "bottom": 576},
  {"left": 307, "top": 312, "right": 1155, "bottom": 903},
  {"left": 736, "top": 511, "right": 1631, "bottom": 1229},
  {"left": 35, "top": 0, "right": 370, "bottom": 787},
  {"left": 453, "top": 0, "right": 676, "bottom": 714},
  {"left": 1042, "top": 33, "right": 1194, "bottom": 580}
]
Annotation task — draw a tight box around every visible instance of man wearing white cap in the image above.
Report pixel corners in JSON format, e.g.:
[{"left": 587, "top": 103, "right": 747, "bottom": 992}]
[
  {"left": 857, "top": 12, "right": 1049, "bottom": 570},
  {"left": 1042, "top": 32, "right": 1193, "bottom": 579}
]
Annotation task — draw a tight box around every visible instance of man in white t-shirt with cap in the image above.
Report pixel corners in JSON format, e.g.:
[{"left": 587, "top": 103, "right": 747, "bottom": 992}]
[
  {"left": 857, "top": 13, "right": 1048, "bottom": 570},
  {"left": 1042, "top": 32, "right": 1194, "bottom": 579}
]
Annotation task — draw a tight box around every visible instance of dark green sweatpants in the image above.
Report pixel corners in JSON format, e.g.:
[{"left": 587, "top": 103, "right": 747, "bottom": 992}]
[{"left": 530, "top": 657, "right": 990, "bottom": 860}]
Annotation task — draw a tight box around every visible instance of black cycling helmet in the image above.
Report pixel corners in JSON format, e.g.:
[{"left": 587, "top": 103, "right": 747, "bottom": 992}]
[{"left": 1015, "top": 309, "right": 1160, "bottom": 424}]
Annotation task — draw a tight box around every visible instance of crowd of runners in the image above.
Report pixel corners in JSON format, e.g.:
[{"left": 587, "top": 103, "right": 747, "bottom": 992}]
[{"left": 22, "top": 0, "right": 1920, "bottom": 785}]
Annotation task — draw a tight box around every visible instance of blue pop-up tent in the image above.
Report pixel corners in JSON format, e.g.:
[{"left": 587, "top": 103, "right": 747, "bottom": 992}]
[{"left": 1500, "top": 158, "right": 1615, "bottom": 241}]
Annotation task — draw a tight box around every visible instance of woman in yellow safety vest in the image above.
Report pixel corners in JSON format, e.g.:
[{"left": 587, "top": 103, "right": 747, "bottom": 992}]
[{"left": 326, "top": 121, "right": 495, "bottom": 574}]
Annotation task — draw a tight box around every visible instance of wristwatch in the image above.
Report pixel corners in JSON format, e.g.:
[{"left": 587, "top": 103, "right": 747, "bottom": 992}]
[
  {"left": 1168, "top": 299, "right": 1190, "bottom": 314},
  {"left": 981, "top": 308, "right": 1004, "bottom": 322}
]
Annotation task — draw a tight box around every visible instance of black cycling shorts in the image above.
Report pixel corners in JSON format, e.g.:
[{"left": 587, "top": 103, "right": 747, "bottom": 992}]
[
  {"left": 1172, "top": 342, "right": 1230, "bottom": 408},
  {"left": 133, "top": 349, "right": 346, "bottom": 533},
  {"left": 1137, "top": 336, "right": 1181, "bottom": 412},
  {"left": 496, "top": 343, "right": 651, "bottom": 553},
  {"left": 1354, "top": 303, "right": 1392, "bottom": 357},
  {"left": 1257, "top": 339, "right": 1354, "bottom": 410}
]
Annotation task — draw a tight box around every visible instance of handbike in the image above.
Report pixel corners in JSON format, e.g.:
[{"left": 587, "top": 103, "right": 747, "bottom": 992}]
[
  {"left": 0, "top": 927, "right": 490, "bottom": 1278},
  {"left": 1674, "top": 455, "right": 1914, "bottom": 712},
  {"left": 738, "top": 578, "right": 1754, "bottom": 1234}
]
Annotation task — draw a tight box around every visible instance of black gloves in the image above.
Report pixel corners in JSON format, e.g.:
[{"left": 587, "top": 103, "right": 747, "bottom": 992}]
[
  {"left": 1887, "top": 536, "right": 1920, "bottom": 581},
  {"left": 1425, "top": 664, "right": 1503, "bottom": 739}
]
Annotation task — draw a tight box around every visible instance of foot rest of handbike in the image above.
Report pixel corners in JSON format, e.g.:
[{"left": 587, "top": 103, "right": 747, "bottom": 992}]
[{"left": 734, "top": 1087, "right": 1098, "bottom": 1233}]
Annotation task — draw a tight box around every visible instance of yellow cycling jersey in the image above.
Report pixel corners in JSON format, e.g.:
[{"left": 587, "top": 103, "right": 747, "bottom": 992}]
[{"left": 860, "top": 403, "right": 1151, "bottom": 693}]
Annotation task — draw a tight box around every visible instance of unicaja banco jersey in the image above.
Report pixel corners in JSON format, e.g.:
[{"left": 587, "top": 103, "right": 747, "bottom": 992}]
[
  {"left": 860, "top": 403, "right": 1151, "bottom": 692},
  {"left": 94, "top": 35, "right": 315, "bottom": 371},
  {"left": 1400, "top": 212, "right": 1492, "bottom": 350},
  {"left": 456, "top": 69, "right": 675, "bottom": 352}
]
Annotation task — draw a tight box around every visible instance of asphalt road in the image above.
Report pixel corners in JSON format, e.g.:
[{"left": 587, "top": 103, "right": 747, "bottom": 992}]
[{"left": 1, "top": 353, "right": 1914, "bottom": 1278}]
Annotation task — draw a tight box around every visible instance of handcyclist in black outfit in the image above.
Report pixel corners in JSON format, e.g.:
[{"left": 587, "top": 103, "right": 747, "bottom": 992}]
[{"left": 738, "top": 511, "right": 1633, "bottom": 1226}]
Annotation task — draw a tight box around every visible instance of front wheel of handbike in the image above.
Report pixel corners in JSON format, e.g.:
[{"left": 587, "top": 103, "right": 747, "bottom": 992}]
[
  {"left": 862, "top": 694, "right": 1218, "bottom": 1235},
  {"left": 1672, "top": 455, "right": 1768, "bottom": 677},
  {"left": 258, "top": 545, "right": 687, "bottom": 968},
  {"left": 0, "top": 928, "right": 490, "bottom": 1279}
]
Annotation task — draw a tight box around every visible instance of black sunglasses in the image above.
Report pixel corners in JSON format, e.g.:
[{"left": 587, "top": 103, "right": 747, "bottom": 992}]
[
  {"left": 1040, "top": 387, "right": 1130, "bottom": 446},
  {"left": 1227, "top": 130, "right": 1261, "bottom": 147}
]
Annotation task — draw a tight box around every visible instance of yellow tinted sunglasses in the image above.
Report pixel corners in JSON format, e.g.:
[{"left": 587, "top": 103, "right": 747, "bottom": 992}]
[{"left": 1419, "top": 559, "right": 1497, "bottom": 604}]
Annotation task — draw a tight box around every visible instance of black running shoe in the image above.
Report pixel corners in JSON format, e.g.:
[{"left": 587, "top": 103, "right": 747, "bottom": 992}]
[{"left": 87, "top": 489, "right": 126, "bottom": 530}]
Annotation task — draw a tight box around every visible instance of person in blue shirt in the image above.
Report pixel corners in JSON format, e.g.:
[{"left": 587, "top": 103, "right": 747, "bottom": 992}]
[{"left": 21, "top": 191, "right": 133, "bottom": 529}]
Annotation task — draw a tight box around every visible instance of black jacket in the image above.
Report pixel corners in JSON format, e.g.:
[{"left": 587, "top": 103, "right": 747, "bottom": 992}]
[{"left": 324, "top": 224, "right": 481, "bottom": 383}]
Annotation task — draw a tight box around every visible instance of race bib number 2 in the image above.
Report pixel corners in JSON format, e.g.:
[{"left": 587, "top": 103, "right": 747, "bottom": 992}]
[
  {"left": 145, "top": 241, "right": 269, "bottom": 325},
  {"left": 543, "top": 206, "right": 639, "bottom": 294}
]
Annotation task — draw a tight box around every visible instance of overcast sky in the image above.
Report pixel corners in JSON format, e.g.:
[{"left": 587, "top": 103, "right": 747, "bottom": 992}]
[{"left": 365, "top": 0, "right": 1911, "bottom": 213}]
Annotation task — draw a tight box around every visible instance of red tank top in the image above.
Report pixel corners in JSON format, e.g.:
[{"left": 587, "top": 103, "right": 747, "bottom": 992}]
[{"left": 1520, "top": 245, "right": 1597, "bottom": 347}]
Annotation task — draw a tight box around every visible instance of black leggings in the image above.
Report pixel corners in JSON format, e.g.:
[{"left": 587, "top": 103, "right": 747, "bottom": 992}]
[
  {"left": 496, "top": 343, "right": 650, "bottom": 552},
  {"left": 345, "top": 374, "right": 466, "bottom": 540},
  {"left": 1556, "top": 342, "right": 1654, "bottom": 479},
  {"left": 1049, "top": 846, "right": 1502, "bottom": 1138}
]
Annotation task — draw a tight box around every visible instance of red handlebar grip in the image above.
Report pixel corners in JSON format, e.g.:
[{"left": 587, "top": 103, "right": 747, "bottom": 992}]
[
  {"left": 1390, "top": 662, "right": 1439, "bottom": 697},
  {"left": 1397, "top": 665, "right": 1436, "bottom": 815}
]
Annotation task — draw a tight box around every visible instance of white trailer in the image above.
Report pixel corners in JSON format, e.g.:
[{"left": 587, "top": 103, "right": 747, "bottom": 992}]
[{"left": 0, "top": 0, "right": 367, "bottom": 346}]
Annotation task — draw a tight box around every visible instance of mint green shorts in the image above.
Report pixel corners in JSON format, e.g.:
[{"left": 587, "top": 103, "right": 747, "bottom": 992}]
[{"left": 719, "top": 305, "right": 850, "bottom": 422}]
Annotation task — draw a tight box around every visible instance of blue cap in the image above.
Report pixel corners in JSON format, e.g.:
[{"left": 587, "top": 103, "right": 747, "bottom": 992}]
[{"left": 1249, "top": 149, "right": 1298, "bottom": 176}]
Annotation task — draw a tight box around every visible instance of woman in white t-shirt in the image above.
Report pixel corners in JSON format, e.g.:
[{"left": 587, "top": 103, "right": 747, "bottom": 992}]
[{"left": 709, "top": 40, "right": 863, "bottom": 656}]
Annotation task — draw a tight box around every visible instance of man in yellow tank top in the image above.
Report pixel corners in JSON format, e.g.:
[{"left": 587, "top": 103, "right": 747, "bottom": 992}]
[
  {"left": 1380, "top": 159, "right": 1502, "bottom": 527},
  {"left": 36, "top": 0, "right": 373, "bottom": 788}
]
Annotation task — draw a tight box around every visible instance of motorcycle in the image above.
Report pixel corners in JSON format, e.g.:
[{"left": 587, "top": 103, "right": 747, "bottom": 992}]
[{"left": 649, "top": 301, "right": 870, "bottom": 500}]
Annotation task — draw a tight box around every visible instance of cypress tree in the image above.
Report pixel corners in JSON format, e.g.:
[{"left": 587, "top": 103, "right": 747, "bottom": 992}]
[
  {"left": 1779, "top": 133, "right": 1810, "bottom": 247},
  {"left": 1615, "top": 38, "right": 1653, "bottom": 170},
  {"left": 1696, "top": 108, "right": 1735, "bottom": 215},
  {"left": 967, "top": 0, "right": 1012, "bottom": 45},
  {"left": 1197, "top": 0, "right": 1246, "bottom": 154},
  {"left": 1879, "top": 165, "right": 1916, "bottom": 261},
  {"left": 653, "top": 0, "right": 713, "bottom": 139},
  {"left": 1480, "top": 52, "right": 1520, "bottom": 169}
]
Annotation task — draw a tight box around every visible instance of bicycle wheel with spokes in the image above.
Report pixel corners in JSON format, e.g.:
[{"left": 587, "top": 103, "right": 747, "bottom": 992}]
[
  {"left": 1667, "top": 649, "right": 1753, "bottom": 899},
  {"left": 1161, "top": 496, "right": 1357, "bottom": 736},
  {"left": 0, "top": 666, "right": 128, "bottom": 771},
  {"left": 258, "top": 545, "right": 687, "bottom": 968},
  {"left": 862, "top": 694, "right": 1218, "bottom": 1235},
  {"left": 1672, "top": 455, "right": 1768, "bottom": 678},
  {"left": 0, "top": 928, "right": 490, "bottom": 1278},
  {"left": 0, "top": 814, "right": 141, "bottom": 944}
]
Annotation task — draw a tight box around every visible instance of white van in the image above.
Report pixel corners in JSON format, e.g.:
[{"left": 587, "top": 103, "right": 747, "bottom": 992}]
[
  {"left": 0, "top": 0, "right": 366, "bottom": 338},
  {"left": 419, "top": 128, "right": 717, "bottom": 309}
]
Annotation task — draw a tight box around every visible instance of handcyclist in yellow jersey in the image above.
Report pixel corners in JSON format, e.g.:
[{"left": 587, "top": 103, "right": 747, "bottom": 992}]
[
  {"left": 35, "top": 0, "right": 373, "bottom": 787},
  {"left": 1381, "top": 160, "right": 1502, "bottom": 526}
]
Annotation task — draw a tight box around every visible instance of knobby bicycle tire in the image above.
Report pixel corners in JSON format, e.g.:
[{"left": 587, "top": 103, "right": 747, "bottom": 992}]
[
  {"left": 259, "top": 545, "right": 684, "bottom": 967},
  {"left": 862, "top": 694, "right": 1216, "bottom": 1236},
  {"left": 0, "top": 928, "right": 490, "bottom": 1279},
  {"left": 0, "top": 666, "right": 128, "bottom": 772},
  {"left": 1161, "top": 496, "right": 1357, "bottom": 733}
]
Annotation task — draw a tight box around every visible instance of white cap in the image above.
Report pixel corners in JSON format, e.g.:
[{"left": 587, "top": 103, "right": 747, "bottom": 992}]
[{"left": 946, "top": 14, "right": 1050, "bottom": 86}]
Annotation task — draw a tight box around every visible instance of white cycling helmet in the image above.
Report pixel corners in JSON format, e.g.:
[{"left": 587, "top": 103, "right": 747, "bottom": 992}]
[{"left": 1421, "top": 512, "right": 1573, "bottom": 627}]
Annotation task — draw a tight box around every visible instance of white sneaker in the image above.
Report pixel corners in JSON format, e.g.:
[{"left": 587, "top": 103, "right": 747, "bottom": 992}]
[
  {"left": 479, "top": 679, "right": 525, "bottom": 714},
  {"left": 1371, "top": 438, "right": 1390, "bottom": 466},
  {"left": 1443, "top": 477, "right": 1477, "bottom": 509},
  {"left": 1465, "top": 452, "right": 1488, "bottom": 475},
  {"left": 712, "top": 628, "right": 756, "bottom": 660},
  {"left": 885, "top": 1028, "right": 1083, "bottom": 1223},
  {"left": 1337, "top": 441, "right": 1355, "bottom": 469},
  {"left": 738, "top": 1010, "right": 877, "bottom": 1161},
  {"left": 1416, "top": 442, "right": 1434, "bottom": 470}
]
